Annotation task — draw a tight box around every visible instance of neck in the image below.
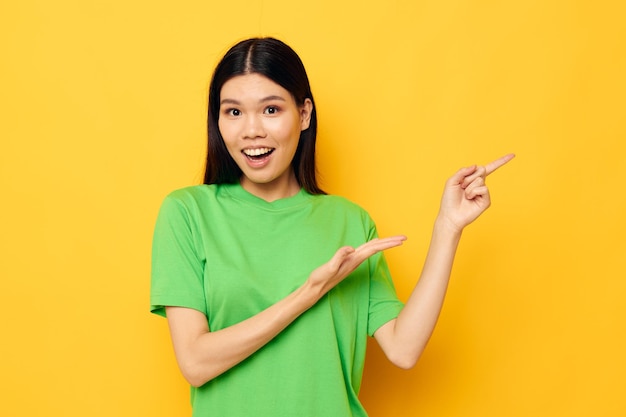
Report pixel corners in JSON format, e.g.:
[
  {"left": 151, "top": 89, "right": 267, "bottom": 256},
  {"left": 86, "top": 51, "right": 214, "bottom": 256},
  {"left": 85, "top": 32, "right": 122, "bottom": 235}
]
[{"left": 240, "top": 174, "right": 301, "bottom": 202}]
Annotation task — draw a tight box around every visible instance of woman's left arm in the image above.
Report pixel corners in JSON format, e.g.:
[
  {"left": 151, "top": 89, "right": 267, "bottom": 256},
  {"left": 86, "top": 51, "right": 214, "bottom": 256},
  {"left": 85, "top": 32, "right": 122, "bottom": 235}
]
[{"left": 374, "top": 154, "right": 515, "bottom": 369}]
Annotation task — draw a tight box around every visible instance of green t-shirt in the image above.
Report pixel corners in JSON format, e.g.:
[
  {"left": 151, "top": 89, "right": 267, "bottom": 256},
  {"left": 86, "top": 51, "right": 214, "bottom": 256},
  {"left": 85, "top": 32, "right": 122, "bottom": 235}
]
[{"left": 151, "top": 183, "right": 403, "bottom": 416}]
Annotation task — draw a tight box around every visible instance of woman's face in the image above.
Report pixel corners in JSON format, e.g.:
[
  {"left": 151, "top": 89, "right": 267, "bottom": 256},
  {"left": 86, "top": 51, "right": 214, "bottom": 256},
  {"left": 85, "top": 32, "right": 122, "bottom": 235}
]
[{"left": 218, "top": 73, "right": 312, "bottom": 201}]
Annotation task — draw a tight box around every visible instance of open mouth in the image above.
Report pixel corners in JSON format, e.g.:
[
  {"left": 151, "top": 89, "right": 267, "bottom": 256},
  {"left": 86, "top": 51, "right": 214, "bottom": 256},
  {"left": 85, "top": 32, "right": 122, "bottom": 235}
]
[{"left": 242, "top": 147, "right": 275, "bottom": 161}]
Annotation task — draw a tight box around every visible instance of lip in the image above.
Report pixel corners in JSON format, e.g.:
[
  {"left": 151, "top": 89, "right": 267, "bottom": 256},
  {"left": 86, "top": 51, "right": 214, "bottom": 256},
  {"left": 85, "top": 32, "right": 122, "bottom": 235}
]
[
  {"left": 241, "top": 148, "right": 274, "bottom": 168},
  {"left": 242, "top": 146, "right": 274, "bottom": 155}
]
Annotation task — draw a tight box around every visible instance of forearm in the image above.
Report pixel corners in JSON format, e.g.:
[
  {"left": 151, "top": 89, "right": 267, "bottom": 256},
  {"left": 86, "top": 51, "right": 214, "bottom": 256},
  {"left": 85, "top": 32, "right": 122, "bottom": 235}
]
[
  {"left": 376, "top": 155, "right": 513, "bottom": 368},
  {"left": 168, "top": 237, "right": 405, "bottom": 387},
  {"left": 168, "top": 280, "right": 324, "bottom": 387},
  {"left": 376, "top": 216, "right": 462, "bottom": 368}
]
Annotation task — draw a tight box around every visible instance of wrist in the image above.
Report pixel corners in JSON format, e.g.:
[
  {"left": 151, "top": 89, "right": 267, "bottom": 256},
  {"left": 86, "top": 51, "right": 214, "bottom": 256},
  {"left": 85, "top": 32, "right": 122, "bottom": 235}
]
[
  {"left": 433, "top": 215, "right": 464, "bottom": 241},
  {"left": 297, "top": 278, "right": 326, "bottom": 309}
]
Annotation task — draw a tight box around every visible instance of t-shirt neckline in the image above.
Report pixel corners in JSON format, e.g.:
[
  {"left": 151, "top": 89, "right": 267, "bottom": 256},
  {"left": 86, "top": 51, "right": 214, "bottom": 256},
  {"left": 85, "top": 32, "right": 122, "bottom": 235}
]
[{"left": 221, "top": 183, "right": 312, "bottom": 211}]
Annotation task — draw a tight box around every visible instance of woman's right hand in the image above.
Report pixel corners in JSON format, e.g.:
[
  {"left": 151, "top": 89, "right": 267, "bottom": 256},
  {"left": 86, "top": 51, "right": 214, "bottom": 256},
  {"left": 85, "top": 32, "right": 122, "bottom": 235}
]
[
  {"left": 166, "top": 235, "right": 406, "bottom": 387},
  {"left": 306, "top": 236, "right": 407, "bottom": 298}
]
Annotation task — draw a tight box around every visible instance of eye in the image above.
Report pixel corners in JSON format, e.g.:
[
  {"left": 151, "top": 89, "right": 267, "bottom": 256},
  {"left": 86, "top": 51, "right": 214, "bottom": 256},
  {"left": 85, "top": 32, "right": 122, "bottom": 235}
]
[
  {"left": 223, "top": 108, "right": 241, "bottom": 117},
  {"left": 264, "top": 106, "right": 279, "bottom": 115}
]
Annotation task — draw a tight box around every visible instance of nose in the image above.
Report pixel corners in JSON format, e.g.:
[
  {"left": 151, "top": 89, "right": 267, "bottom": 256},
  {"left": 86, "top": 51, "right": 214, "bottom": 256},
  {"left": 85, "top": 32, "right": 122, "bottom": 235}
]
[{"left": 243, "top": 114, "right": 266, "bottom": 139}]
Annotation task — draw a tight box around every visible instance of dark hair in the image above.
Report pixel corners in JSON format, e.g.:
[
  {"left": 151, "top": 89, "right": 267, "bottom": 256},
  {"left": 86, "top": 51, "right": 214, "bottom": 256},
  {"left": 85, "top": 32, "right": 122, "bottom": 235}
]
[{"left": 204, "top": 37, "right": 325, "bottom": 195}]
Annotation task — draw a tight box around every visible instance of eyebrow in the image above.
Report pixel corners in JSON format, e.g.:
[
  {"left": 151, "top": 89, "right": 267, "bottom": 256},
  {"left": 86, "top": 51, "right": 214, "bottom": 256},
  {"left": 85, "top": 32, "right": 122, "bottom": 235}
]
[{"left": 220, "top": 95, "right": 287, "bottom": 106}]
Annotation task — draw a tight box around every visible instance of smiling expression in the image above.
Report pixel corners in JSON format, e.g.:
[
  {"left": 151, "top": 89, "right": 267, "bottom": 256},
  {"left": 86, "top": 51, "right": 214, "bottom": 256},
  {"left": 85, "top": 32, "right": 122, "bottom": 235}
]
[{"left": 218, "top": 73, "right": 313, "bottom": 201}]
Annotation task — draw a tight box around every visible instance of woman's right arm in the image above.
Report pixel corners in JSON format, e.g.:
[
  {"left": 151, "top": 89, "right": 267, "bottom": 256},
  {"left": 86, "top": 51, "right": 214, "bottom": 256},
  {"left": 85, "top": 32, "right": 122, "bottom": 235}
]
[{"left": 166, "top": 236, "right": 405, "bottom": 387}]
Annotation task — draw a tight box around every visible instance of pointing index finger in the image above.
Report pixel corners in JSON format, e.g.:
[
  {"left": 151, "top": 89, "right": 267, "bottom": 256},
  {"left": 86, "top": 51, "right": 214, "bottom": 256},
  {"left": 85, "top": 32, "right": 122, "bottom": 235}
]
[{"left": 485, "top": 153, "right": 515, "bottom": 176}]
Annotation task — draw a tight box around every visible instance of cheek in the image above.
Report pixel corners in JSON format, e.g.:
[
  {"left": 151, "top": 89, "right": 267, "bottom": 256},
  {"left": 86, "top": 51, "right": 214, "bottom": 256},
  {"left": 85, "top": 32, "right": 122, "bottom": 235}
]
[
  {"left": 272, "top": 117, "right": 300, "bottom": 140},
  {"left": 218, "top": 120, "right": 236, "bottom": 143}
]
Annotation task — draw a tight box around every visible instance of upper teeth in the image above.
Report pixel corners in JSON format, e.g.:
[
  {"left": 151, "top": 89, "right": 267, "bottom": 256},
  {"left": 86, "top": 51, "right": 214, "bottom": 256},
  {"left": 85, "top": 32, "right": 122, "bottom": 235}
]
[{"left": 243, "top": 148, "right": 272, "bottom": 156}]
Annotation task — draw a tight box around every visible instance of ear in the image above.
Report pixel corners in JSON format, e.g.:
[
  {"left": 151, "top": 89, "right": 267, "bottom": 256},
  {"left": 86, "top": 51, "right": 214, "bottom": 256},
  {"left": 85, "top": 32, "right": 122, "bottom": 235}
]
[{"left": 299, "top": 98, "right": 313, "bottom": 131}]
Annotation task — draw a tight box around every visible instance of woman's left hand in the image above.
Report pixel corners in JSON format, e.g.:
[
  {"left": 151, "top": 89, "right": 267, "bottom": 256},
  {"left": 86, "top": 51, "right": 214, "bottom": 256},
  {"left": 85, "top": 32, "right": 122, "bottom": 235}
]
[{"left": 438, "top": 153, "right": 515, "bottom": 233}]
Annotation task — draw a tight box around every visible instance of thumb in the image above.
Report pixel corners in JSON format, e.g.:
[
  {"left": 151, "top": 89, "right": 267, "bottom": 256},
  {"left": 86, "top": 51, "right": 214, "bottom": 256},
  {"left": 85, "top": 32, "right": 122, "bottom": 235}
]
[
  {"left": 449, "top": 165, "right": 477, "bottom": 185},
  {"left": 329, "top": 246, "right": 355, "bottom": 270}
]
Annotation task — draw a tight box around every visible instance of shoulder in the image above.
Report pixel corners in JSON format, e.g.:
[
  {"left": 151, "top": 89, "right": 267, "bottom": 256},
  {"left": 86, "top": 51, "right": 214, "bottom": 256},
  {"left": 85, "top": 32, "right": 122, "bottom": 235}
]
[
  {"left": 312, "top": 193, "right": 361, "bottom": 209},
  {"left": 160, "top": 184, "right": 225, "bottom": 210},
  {"left": 156, "top": 185, "right": 218, "bottom": 223},
  {"left": 310, "top": 193, "right": 374, "bottom": 223},
  {"left": 163, "top": 184, "right": 215, "bottom": 203}
]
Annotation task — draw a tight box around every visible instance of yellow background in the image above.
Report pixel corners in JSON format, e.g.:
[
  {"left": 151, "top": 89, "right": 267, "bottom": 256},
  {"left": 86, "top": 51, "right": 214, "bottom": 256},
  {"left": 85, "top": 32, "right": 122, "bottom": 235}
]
[{"left": 2, "top": 1, "right": 625, "bottom": 416}]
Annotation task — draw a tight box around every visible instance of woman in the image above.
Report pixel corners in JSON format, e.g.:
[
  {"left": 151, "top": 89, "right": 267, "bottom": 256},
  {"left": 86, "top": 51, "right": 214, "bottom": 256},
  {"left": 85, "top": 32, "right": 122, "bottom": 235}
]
[{"left": 151, "top": 37, "right": 513, "bottom": 416}]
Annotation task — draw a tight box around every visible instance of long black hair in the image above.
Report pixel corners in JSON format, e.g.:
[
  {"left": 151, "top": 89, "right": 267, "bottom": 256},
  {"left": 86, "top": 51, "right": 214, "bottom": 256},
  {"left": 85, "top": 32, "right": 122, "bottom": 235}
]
[{"left": 204, "top": 37, "right": 325, "bottom": 195}]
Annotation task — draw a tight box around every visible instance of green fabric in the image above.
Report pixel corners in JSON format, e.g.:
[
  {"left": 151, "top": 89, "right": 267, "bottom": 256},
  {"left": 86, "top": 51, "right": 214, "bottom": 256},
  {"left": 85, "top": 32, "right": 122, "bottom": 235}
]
[{"left": 150, "top": 183, "right": 404, "bottom": 416}]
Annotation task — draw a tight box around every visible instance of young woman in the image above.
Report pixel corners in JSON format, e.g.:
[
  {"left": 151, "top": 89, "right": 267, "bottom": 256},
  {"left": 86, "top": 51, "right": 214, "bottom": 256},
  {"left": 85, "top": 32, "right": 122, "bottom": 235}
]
[{"left": 151, "top": 37, "right": 513, "bottom": 416}]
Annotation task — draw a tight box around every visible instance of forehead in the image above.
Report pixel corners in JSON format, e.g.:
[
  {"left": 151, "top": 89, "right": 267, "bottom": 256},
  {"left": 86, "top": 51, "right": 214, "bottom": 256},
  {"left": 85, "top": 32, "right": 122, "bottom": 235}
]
[{"left": 220, "top": 73, "right": 292, "bottom": 103}]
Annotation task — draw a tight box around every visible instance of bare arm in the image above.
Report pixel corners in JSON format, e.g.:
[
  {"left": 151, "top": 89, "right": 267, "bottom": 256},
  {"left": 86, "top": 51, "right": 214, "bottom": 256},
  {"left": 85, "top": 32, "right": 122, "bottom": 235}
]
[
  {"left": 375, "top": 154, "right": 515, "bottom": 369},
  {"left": 166, "top": 236, "right": 406, "bottom": 387}
]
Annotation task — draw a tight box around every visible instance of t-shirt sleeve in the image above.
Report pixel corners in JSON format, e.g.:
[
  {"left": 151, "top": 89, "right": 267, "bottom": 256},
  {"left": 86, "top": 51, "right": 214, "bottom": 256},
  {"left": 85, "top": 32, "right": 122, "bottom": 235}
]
[
  {"left": 150, "top": 194, "right": 207, "bottom": 318},
  {"left": 366, "top": 222, "right": 405, "bottom": 336}
]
